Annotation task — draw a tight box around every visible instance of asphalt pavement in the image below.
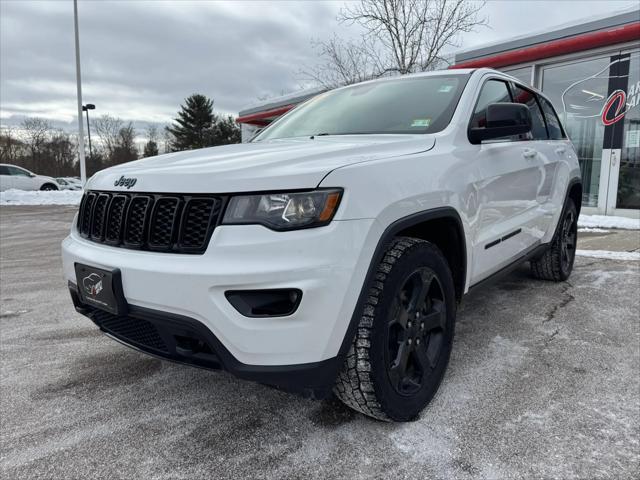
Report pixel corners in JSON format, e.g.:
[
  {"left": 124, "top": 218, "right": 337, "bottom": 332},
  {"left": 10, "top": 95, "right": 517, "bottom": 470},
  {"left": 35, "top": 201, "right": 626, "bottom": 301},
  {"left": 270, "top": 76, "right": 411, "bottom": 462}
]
[{"left": 1, "top": 206, "right": 638, "bottom": 480}]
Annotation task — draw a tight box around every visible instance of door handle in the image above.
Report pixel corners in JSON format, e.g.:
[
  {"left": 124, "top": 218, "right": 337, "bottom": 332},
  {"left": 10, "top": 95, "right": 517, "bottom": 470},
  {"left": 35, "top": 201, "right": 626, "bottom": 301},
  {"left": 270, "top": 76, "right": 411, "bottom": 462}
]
[
  {"left": 555, "top": 147, "right": 566, "bottom": 155},
  {"left": 522, "top": 148, "right": 537, "bottom": 158}
]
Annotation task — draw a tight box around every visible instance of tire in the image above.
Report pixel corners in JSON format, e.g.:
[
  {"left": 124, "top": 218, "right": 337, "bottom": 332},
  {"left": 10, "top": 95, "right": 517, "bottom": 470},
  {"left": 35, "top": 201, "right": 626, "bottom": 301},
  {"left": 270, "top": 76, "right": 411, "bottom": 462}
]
[
  {"left": 333, "top": 237, "right": 456, "bottom": 422},
  {"left": 530, "top": 198, "right": 578, "bottom": 282},
  {"left": 40, "top": 183, "right": 58, "bottom": 191}
]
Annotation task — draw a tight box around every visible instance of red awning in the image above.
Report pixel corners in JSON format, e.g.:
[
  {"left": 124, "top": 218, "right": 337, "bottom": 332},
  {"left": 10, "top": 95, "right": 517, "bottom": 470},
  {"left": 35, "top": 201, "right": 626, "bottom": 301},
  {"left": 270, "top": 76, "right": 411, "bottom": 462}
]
[
  {"left": 451, "top": 21, "right": 640, "bottom": 70},
  {"left": 236, "top": 104, "right": 296, "bottom": 125}
]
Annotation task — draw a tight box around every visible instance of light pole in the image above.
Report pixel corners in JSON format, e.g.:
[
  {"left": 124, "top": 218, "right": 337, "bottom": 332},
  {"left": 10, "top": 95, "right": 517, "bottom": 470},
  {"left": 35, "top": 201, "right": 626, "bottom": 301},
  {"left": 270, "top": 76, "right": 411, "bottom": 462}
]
[
  {"left": 82, "top": 104, "right": 95, "bottom": 159},
  {"left": 73, "top": 0, "right": 87, "bottom": 185}
]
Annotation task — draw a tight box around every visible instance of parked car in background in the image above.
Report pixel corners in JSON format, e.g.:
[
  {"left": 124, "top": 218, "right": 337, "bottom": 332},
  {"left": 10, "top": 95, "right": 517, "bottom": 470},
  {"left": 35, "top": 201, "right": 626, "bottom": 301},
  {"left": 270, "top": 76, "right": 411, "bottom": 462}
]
[
  {"left": 0, "top": 164, "right": 59, "bottom": 192},
  {"left": 56, "top": 178, "right": 82, "bottom": 191}
]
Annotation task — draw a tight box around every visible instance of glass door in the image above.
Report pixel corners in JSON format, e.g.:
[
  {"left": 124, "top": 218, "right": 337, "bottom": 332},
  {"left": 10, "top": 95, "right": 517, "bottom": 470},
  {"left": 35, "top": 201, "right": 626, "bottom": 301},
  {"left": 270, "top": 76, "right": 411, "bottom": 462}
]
[
  {"left": 542, "top": 56, "right": 610, "bottom": 209},
  {"left": 541, "top": 49, "right": 640, "bottom": 217},
  {"left": 605, "top": 50, "right": 640, "bottom": 216}
]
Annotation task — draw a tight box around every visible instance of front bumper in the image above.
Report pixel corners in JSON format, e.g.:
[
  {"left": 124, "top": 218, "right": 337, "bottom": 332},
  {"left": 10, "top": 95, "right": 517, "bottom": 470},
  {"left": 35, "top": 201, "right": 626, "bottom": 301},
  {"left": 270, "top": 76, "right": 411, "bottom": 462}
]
[
  {"left": 62, "top": 219, "right": 376, "bottom": 369},
  {"left": 68, "top": 283, "right": 340, "bottom": 397}
]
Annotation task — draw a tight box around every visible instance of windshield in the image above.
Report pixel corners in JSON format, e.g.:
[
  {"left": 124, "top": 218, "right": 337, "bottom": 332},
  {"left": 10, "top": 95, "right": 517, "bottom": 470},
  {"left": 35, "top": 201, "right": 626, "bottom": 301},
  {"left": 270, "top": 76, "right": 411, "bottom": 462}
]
[{"left": 255, "top": 74, "right": 469, "bottom": 141}]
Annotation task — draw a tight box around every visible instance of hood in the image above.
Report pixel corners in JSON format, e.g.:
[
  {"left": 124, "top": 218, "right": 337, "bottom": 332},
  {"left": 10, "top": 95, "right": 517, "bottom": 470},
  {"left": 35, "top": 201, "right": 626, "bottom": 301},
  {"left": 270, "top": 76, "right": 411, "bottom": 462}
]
[{"left": 87, "top": 135, "right": 435, "bottom": 193}]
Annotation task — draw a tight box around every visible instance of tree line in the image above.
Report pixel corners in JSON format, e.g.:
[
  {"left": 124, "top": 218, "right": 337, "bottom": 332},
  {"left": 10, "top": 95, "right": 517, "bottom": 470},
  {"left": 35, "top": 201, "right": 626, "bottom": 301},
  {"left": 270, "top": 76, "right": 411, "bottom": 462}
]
[{"left": 0, "top": 93, "right": 241, "bottom": 178}]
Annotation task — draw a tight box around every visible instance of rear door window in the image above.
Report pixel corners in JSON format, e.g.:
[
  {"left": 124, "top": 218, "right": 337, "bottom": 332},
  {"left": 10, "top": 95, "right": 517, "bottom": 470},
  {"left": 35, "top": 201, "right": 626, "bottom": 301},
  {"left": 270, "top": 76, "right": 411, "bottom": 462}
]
[{"left": 510, "top": 84, "right": 548, "bottom": 140}]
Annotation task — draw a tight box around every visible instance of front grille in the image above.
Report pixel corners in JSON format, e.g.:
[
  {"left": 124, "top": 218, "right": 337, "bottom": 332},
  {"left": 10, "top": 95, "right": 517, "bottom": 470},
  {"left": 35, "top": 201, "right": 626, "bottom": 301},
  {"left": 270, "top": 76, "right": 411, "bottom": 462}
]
[
  {"left": 78, "top": 191, "right": 224, "bottom": 254},
  {"left": 89, "top": 308, "right": 169, "bottom": 353}
]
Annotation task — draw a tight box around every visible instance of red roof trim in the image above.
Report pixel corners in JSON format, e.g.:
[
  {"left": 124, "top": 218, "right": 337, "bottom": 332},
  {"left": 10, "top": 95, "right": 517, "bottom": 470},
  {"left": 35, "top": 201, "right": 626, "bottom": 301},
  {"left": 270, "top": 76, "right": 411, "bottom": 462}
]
[
  {"left": 451, "top": 22, "right": 640, "bottom": 70},
  {"left": 236, "top": 104, "right": 296, "bottom": 125}
]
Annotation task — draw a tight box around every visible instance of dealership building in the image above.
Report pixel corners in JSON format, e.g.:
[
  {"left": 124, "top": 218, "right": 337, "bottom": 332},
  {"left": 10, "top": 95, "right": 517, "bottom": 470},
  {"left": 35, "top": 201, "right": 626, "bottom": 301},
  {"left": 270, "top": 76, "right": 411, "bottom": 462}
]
[{"left": 237, "top": 10, "right": 640, "bottom": 218}]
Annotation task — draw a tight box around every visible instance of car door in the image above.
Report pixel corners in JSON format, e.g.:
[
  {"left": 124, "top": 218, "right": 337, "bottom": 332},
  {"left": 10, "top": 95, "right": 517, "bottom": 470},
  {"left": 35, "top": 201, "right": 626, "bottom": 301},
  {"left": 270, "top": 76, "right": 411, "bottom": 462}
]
[
  {"left": 8, "top": 166, "right": 36, "bottom": 190},
  {"left": 509, "top": 83, "right": 560, "bottom": 237},
  {"left": 537, "top": 94, "right": 572, "bottom": 232},
  {"left": 0, "top": 165, "right": 14, "bottom": 191},
  {"left": 467, "top": 77, "right": 548, "bottom": 284}
]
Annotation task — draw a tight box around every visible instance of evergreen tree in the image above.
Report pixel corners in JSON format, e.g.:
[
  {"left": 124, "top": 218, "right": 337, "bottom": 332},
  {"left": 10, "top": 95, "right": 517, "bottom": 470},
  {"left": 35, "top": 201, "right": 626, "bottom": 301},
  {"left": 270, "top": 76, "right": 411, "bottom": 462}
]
[
  {"left": 212, "top": 115, "right": 242, "bottom": 146},
  {"left": 166, "top": 94, "right": 215, "bottom": 151},
  {"left": 143, "top": 140, "right": 159, "bottom": 158}
]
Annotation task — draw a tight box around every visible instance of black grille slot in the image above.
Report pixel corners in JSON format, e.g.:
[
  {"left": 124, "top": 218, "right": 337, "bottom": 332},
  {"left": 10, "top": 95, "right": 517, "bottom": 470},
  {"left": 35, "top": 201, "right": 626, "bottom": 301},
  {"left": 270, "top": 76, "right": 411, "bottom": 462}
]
[
  {"left": 79, "top": 192, "right": 96, "bottom": 235},
  {"left": 124, "top": 196, "right": 151, "bottom": 246},
  {"left": 105, "top": 195, "right": 128, "bottom": 244},
  {"left": 149, "top": 197, "right": 180, "bottom": 249},
  {"left": 179, "top": 198, "right": 217, "bottom": 249},
  {"left": 90, "top": 194, "right": 110, "bottom": 240},
  {"left": 77, "top": 191, "right": 223, "bottom": 254},
  {"left": 92, "top": 309, "right": 169, "bottom": 353}
]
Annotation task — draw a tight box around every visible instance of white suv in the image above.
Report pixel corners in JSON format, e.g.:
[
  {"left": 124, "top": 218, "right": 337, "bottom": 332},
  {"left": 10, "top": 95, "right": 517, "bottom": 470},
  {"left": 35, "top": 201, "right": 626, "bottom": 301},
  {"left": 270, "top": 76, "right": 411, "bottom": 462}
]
[{"left": 62, "top": 69, "right": 581, "bottom": 421}]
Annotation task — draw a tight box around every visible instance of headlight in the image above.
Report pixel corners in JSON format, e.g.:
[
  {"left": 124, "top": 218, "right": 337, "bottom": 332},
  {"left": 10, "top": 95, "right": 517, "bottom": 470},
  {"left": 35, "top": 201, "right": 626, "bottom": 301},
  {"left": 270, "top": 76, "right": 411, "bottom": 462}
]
[{"left": 222, "top": 189, "right": 342, "bottom": 230}]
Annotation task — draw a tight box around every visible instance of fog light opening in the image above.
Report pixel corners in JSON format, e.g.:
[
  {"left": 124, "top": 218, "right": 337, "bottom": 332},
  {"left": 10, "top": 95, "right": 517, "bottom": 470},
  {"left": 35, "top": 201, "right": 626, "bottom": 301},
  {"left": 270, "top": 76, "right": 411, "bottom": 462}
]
[{"left": 225, "top": 289, "right": 303, "bottom": 317}]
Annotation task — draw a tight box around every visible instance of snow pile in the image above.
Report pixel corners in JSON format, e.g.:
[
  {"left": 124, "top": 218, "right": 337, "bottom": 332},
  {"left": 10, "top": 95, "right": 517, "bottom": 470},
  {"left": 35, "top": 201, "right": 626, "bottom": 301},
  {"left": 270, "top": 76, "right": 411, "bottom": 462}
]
[
  {"left": 576, "top": 250, "right": 640, "bottom": 261},
  {"left": 578, "top": 227, "right": 610, "bottom": 233},
  {"left": 578, "top": 214, "right": 639, "bottom": 230},
  {"left": 0, "top": 189, "right": 83, "bottom": 206}
]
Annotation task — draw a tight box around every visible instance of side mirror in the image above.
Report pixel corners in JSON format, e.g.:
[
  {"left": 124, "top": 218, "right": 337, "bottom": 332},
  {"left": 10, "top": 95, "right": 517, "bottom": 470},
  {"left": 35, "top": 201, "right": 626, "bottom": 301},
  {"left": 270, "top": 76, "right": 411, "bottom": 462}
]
[
  {"left": 469, "top": 103, "right": 532, "bottom": 144},
  {"left": 29, "top": 173, "right": 36, "bottom": 178}
]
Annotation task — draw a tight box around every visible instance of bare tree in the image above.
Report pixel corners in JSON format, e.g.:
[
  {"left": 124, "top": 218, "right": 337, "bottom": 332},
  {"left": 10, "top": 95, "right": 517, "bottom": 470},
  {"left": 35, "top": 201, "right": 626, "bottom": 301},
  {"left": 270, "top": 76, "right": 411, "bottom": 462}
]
[
  {"left": 21, "top": 117, "right": 52, "bottom": 173},
  {"left": 0, "top": 126, "right": 25, "bottom": 163},
  {"left": 92, "top": 114, "right": 123, "bottom": 159},
  {"left": 111, "top": 123, "right": 138, "bottom": 165},
  {"left": 304, "top": 0, "right": 486, "bottom": 87},
  {"left": 305, "top": 34, "right": 388, "bottom": 88},
  {"left": 162, "top": 128, "right": 174, "bottom": 154},
  {"left": 45, "top": 130, "right": 77, "bottom": 177}
]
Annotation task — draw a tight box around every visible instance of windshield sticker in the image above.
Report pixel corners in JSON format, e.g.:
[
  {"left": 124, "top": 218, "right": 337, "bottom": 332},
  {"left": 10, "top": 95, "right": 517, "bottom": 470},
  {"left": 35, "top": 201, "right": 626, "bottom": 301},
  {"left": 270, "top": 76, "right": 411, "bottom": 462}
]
[
  {"left": 411, "top": 119, "right": 431, "bottom": 127},
  {"left": 438, "top": 84, "right": 454, "bottom": 93}
]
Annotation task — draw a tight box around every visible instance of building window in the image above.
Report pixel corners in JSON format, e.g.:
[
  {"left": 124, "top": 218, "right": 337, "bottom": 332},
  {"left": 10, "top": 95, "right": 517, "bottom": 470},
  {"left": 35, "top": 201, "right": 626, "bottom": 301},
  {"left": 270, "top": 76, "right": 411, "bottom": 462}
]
[
  {"left": 542, "top": 56, "right": 611, "bottom": 207},
  {"left": 502, "top": 66, "right": 532, "bottom": 85}
]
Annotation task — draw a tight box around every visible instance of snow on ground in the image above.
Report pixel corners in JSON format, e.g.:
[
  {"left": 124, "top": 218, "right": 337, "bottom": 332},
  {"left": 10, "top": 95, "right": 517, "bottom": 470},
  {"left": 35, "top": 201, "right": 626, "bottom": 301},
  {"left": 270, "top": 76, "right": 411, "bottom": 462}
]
[
  {"left": 578, "top": 227, "right": 610, "bottom": 233},
  {"left": 578, "top": 214, "right": 640, "bottom": 230},
  {"left": 0, "top": 189, "right": 83, "bottom": 206},
  {"left": 576, "top": 249, "right": 640, "bottom": 261}
]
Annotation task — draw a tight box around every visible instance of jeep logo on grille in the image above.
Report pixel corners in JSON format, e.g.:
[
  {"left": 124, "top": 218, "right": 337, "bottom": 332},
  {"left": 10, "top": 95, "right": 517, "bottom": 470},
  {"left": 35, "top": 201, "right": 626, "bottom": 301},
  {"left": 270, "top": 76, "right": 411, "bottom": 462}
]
[{"left": 114, "top": 175, "right": 137, "bottom": 189}]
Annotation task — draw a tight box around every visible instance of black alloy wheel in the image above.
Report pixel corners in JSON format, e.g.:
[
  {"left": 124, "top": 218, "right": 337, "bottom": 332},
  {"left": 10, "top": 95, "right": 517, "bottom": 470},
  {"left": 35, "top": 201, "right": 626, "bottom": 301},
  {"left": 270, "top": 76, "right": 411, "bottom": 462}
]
[{"left": 387, "top": 267, "right": 446, "bottom": 396}]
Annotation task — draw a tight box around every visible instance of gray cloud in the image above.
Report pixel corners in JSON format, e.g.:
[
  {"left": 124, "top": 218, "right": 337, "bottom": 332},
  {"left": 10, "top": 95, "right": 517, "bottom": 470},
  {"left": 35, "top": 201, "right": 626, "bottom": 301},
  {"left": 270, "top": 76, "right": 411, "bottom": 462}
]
[{"left": 1, "top": 0, "right": 638, "bottom": 128}]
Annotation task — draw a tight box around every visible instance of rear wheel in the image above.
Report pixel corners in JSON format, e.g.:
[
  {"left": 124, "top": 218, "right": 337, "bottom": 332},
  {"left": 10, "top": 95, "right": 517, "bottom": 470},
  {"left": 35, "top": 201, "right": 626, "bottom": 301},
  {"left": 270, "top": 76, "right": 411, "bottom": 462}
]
[
  {"left": 530, "top": 198, "right": 577, "bottom": 281},
  {"left": 333, "top": 237, "right": 456, "bottom": 421}
]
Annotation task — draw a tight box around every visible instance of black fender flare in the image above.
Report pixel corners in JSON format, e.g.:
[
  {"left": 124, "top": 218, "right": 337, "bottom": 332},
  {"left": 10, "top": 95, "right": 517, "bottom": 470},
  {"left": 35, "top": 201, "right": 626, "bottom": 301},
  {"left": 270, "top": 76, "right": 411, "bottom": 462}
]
[{"left": 335, "top": 206, "right": 466, "bottom": 361}]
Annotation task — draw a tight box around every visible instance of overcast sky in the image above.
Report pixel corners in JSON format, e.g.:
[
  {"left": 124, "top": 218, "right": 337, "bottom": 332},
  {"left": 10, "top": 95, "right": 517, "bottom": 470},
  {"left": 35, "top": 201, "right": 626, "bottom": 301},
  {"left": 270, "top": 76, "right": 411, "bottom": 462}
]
[{"left": 1, "top": 0, "right": 638, "bottom": 129}]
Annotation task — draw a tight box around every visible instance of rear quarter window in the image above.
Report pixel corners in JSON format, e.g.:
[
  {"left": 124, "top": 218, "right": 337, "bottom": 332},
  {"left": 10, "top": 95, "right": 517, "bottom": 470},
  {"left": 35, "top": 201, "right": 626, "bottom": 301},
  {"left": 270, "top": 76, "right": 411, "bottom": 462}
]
[{"left": 538, "top": 96, "right": 566, "bottom": 140}]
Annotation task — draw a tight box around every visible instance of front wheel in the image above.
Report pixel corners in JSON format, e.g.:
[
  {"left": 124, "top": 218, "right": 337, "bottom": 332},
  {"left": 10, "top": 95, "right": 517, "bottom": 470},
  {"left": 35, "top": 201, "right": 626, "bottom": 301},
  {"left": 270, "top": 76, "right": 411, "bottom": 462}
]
[
  {"left": 530, "top": 198, "right": 578, "bottom": 281},
  {"left": 40, "top": 183, "right": 58, "bottom": 191},
  {"left": 333, "top": 237, "right": 456, "bottom": 421}
]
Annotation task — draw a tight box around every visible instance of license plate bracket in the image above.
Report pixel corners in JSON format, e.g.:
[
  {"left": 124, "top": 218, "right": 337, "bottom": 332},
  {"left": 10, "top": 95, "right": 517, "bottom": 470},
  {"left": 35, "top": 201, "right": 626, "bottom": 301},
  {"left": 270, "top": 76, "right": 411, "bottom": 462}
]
[{"left": 74, "top": 263, "right": 128, "bottom": 315}]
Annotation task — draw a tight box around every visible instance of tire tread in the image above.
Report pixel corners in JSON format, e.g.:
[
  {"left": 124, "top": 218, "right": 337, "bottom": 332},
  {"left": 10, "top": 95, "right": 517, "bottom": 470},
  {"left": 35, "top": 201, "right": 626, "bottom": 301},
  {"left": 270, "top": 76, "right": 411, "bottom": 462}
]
[{"left": 333, "top": 236, "right": 444, "bottom": 421}]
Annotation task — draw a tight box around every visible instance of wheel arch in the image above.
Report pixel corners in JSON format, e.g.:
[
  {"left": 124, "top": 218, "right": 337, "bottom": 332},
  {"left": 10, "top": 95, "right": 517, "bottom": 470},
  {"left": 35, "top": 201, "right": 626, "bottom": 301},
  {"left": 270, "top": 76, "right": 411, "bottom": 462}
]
[
  {"left": 567, "top": 179, "right": 582, "bottom": 216},
  {"left": 40, "top": 182, "right": 59, "bottom": 191},
  {"left": 336, "top": 207, "right": 467, "bottom": 361}
]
